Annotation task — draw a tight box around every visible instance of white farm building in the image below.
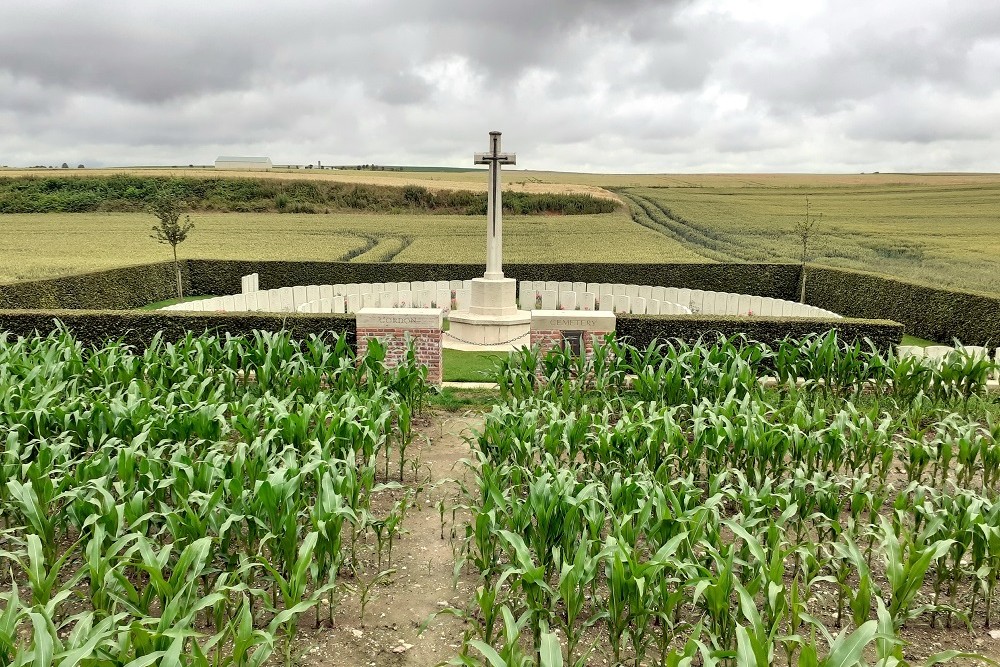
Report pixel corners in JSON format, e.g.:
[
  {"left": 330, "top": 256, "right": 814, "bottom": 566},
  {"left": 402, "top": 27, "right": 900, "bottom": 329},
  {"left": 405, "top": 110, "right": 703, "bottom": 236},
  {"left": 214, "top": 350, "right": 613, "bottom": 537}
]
[{"left": 214, "top": 156, "right": 272, "bottom": 171}]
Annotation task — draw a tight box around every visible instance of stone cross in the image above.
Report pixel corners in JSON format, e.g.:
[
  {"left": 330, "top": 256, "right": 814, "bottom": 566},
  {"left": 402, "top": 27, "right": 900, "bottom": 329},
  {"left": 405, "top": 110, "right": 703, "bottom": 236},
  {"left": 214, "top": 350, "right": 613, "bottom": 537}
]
[{"left": 474, "top": 131, "right": 516, "bottom": 280}]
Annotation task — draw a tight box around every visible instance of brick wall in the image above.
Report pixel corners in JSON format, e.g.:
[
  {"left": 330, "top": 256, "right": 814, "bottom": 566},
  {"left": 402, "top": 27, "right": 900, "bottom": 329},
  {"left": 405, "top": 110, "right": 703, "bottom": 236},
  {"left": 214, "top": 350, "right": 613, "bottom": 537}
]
[
  {"left": 357, "top": 326, "right": 442, "bottom": 384},
  {"left": 530, "top": 329, "right": 611, "bottom": 358}
]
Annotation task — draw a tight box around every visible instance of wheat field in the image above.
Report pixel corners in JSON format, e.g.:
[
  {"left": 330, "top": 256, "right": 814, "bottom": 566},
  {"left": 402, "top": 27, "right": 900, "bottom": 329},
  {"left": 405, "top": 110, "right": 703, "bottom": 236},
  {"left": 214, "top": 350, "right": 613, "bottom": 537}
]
[
  {"left": 618, "top": 182, "right": 1000, "bottom": 295},
  {"left": 0, "top": 210, "right": 699, "bottom": 283}
]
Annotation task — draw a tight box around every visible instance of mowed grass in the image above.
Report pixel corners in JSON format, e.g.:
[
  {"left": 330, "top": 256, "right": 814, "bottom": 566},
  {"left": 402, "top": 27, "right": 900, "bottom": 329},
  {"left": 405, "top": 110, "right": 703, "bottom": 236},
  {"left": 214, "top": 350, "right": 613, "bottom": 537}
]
[
  {"left": 442, "top": 349, "right": 508, "bottom": 382},
  {"left": 619, "top": 182, "right": 1000, "bottom": 295},
  {"left": 0, "top": 210, "right": 699, "bottom": 283}
]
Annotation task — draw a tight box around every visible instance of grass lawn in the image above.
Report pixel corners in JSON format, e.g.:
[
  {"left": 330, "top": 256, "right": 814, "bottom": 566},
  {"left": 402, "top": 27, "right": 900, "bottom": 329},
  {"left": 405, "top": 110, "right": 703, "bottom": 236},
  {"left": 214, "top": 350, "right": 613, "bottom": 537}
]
[
  {"left": 442, "top": 349, "right": 508, "bottom": 382},
  {"left": 902, "top": 334, "right": 938, "bottom": 347},
  {"left": 139, "top": 295, "right": 216, "bottom": 311}
]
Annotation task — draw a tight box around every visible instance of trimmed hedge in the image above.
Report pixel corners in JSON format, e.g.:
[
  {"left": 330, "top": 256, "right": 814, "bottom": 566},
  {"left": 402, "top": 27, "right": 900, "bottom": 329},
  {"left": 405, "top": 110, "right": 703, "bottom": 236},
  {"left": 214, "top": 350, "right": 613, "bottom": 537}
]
[
  {"left": 806, "top": 267, "right": 1000, "bottom": 347},
  {"left": 184, "top": 260, "right": 802, "bottom": 301},
  {"left": 0, "top": 262, "right": 186, "bottom": 310},
  {"left": 5, "top": 259, "right": 995, "bottom": 345},
  {"left": 616, "top": 314, "right": 904, "bottom": 352},
  {"left": 0, "top": 310, "right": 356, "bottom": 351}
]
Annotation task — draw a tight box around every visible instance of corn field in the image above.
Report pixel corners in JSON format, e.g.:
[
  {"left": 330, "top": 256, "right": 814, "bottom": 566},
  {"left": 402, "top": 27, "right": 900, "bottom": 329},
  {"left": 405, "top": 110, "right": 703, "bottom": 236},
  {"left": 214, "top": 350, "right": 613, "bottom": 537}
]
[
  {"left": 450, "top": 332, "right": 1000, "bottom": 666},
  {"left": 0, "top": 326, "right": 430, "bottom": 665}
]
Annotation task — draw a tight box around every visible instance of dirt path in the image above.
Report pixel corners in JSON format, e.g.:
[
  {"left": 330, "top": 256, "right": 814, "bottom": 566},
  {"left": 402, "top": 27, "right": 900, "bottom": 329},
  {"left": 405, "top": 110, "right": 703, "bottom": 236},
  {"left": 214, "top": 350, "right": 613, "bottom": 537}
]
[{"left": 301, "top": 411, "right": 482, "bottom": 666}]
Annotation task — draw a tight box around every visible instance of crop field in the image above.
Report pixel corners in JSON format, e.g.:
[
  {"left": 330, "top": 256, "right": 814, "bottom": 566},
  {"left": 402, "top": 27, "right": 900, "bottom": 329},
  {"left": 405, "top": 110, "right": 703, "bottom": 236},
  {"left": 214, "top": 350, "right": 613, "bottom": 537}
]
[
  {"left": 0, "top": 211, "right": 699, "bottom": 283},
  {"left": 2, "top": 328, "right": 1000, "bottom": 665},
  {"left": 454, "top": 334, "right": 1000, "bottom": 665},
  {"left": 616, "top": 182, "right": 1000, "bottom": 296}
]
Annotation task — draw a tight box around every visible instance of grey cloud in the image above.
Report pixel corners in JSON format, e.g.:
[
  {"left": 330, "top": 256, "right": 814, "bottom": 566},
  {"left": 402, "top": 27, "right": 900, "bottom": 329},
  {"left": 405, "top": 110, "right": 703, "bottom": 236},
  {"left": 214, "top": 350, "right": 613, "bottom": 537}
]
[{"left": 1, "top": 1, "right": 999, "bottom": 171}]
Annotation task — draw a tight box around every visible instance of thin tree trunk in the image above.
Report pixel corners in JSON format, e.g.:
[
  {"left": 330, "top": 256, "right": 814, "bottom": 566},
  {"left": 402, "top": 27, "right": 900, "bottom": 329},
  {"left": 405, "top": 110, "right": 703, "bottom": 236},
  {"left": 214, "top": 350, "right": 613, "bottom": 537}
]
[
  {"left": 173, "top": 246, "right": 183, "bottom": 299},
  {"left": 799, "top": 263, "right": 807, "bottom": 304}
]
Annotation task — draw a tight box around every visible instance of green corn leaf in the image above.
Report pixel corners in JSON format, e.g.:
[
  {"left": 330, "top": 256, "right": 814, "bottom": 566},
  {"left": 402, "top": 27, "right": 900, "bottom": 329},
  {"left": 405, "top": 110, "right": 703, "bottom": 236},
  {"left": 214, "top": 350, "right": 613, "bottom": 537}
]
[
  {"left": 821, "top": 620, "right": 878, "bottom": 667},
  {"left": 539, "top": 630, "right": 564, "bottom": 667},
  {"left": 468, "top": 640, "right": 508, "bottom": 667}
]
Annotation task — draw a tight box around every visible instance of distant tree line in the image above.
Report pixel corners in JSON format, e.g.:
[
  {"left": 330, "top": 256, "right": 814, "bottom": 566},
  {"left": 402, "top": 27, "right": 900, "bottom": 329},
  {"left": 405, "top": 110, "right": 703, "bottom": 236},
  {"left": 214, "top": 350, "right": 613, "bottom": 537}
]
[{"left": 0, "top": 176, "right": 618, "bottom": 215}]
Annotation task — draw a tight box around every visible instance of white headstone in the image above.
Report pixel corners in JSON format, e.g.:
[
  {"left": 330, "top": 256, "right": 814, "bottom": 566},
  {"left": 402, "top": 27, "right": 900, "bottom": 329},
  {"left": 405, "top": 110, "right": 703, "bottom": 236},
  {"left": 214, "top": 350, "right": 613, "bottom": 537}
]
[
  {"left": 714, "top": 293, "right": 728, "bottom": 314},
  {"left": 638, "top": 285, "right": 652, "bottom": 301},
  {"left": 462, "top": 280, "right": 472, "bottom": 290},
  {"left": 737, "top": 295, "right": 751, "bottom": 316},
  {"left": 333, "top": 284, "right": 346, "bottom": 296},
  {"left": 233, "top": 294, "right": 247, "bottom": 311},
  {"left": 630, "top": 296, "right": 646, "bottom": 314},
  {"left": 726, "top": 294, "right": 739, "bottom": 315},
  {"left": 651, "top": 286, "right": 665, "bottom": 302},
  {"left": 580, "top": 292, "right": 597, "bottom": 311},
  {"left": 540, "top": 290, "right": 558, "bottom": 310},
  {"left": 347, "top": 294, "right": 361, "bottom": 313},
  {"left": 663, "top": 287, "right": 679, "bottom": 304},
  {"left": 319, "top": 298, "right": 332, "bottom": 313},
  {"left": 437, "top": 288, "right": 451, "bottom": 311},
  {"left": 572, "top": 281, "right": 586, "bottom": 294},
  {"left": 560, "top": 291, "right": 577, "bottom": 311},
  {"left": 293, "top": 286, "right": 308, "bottom": 309},
  {"left": 361, "top": 293, "right": 376, "bottom": 309},
  {"left": 586, "top": 283, "right": 600, "bottom": 295},
  {"left": 613, "top": 295, "right": 630, "bottom": 313},
  {"left": 758, "top": 298, "right": 774, "bottom": 317},
  {"left": 306, "top": 285, "right": 321, "bottom": 303},
  {"left": 360, "top": 283, "right": 372, "bottom": 295},
  {"left": 377, "top": 292, "right": 393, "bottom": 308},
  {"left": 398, "top": 290, "right": 413, "bottom": 308},
  {"left": 347, "top": 284, "right": 360, "bottom": 297},
  {"left": 749, "top": 296, "right": 762, "bottom": 316},
  {"left": 279, "top": 287, "right": 295, "bottom": 312},
  {"left": 690, "top": 290, "right": 707, "bottom": 314},
  {"left": 241, "top": 276, "right": 249, "bottom": 294},
  {"left": 599, "top": 293, "right": 614, "bottom": 311},
  {"left": 626, "top": 285, "right": 640, "bottom": 299},
  {"left": 532, "top": 280, "right": 545, "bottom": 291},
  {"left": 332, "top": 296, "right": 346, "bottom": 313},
  {"left": 676, "top": 288, "right": 691, "bottom": 309},
  {"left": 455, "top": 289, "right": 471, "bottom": 311},
  {"left": 450, "top": 280, "right": 463, "bottom": 290},
  {"left": 646, "top": 299, "right": 660, "bottom": 315},
  {"left": 519, "top": 281, "right": 533, "bottom": 305},
  {"left": 320, "top": 285, "right": 334, "bottom": 301},
  {"left": 600, "top": 283, "right": 613, "bottom": 295},
  {"left": 613, "top": 284, "right": 626, "bottom": 296},
  {"left": 545, "top": 281, "right": 558, "bottom": 291},
  {"left": 372, "top": 283, "right": 385, "bottom": 294},
  {"left": 221, "top": 295, "right": 235, "bottom": 311}
]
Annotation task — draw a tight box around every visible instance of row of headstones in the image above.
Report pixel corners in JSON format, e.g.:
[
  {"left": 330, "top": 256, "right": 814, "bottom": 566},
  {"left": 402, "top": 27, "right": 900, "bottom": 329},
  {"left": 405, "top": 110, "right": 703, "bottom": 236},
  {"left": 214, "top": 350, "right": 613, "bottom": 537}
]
[
  {"left": 517, "top": 281, "right": 840, "bottom": 318},
  {"left": 161, "top": 282, "right": 470, "bottom": 314},
  {"left": 898, "top": 345, "right": 1000, "bottom": 362}
]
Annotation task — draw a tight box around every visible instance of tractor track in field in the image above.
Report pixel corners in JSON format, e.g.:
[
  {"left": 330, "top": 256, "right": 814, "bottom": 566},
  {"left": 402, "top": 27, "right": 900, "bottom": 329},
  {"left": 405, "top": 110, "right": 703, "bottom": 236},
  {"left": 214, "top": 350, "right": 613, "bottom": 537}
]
[
  {"left": 349, "top": 234, "right": 414, "bottom": 263},
  {"left": 613, "top": 188, "right": 754, "bottom": 263}
]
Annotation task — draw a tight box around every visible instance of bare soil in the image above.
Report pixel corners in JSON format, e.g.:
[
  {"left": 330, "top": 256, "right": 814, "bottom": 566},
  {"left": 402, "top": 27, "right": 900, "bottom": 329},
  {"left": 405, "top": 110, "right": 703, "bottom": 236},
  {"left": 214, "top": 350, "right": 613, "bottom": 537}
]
[{"left": 297, "top": 412, "right": 482, "bottom": 666}]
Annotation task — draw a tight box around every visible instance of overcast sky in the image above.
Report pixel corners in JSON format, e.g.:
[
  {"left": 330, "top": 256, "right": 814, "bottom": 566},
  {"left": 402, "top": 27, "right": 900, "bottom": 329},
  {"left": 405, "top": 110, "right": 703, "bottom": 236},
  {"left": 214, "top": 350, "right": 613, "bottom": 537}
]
[{"left": 2, "top": 1, "right": 998, "bottom": 172}]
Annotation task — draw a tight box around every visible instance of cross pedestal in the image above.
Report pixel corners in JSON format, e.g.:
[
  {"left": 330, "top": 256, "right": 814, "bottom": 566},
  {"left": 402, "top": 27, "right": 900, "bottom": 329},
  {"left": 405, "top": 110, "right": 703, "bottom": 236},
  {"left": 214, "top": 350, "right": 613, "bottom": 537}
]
[{"left": 445, "top": 131, "right": 530, "bottom": 350}]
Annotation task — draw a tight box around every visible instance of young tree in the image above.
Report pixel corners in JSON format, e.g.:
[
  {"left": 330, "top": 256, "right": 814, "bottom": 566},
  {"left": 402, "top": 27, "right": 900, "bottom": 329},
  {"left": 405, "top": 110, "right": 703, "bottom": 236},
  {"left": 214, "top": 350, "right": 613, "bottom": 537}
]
[
  {"left": 795, "top": 197, "right": 822, "bottom": 303},
  {"left": 149, "top": 192, "right": 194, "bottom": 299}
]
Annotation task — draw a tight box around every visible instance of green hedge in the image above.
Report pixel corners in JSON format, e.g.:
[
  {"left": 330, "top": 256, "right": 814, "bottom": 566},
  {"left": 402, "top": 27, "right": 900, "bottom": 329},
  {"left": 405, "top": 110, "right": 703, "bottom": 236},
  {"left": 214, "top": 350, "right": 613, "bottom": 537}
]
[
  {"left": 0, "top": 310, "right": 356, "bottom": 350},
  {"left": 0, "top": 262, "right": 185, "bottom": 310},
  {"left": 184, "top": 261, "right": 802, "bottom": 300},
  {"left": 7, "top": 259, "right": 994, "bottom": 346},
  {"left": 615, "top": 314, "right": 904, "bottom": 352},
  {"left": 806, "top": 267, "right": 1000, "bottom": 347}
]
